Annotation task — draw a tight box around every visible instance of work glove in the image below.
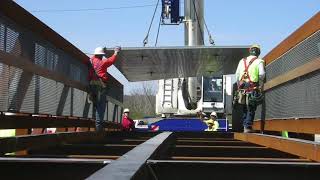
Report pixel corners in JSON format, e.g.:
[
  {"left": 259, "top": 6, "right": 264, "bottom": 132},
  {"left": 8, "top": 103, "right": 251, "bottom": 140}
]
[{"left": 114, "top": 46, "right": 121, "bottom": 53}]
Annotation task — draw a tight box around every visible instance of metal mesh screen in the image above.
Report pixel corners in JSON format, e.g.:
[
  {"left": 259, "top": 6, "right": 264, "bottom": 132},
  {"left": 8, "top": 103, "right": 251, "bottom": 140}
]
[
  {"left": 38, "top": 76, "right": 58, "bottom": 115},
  {"left": 0, "top": 63, "right": 9, "bottom": 111},
  {"left": 255, "top": 30, "right": 320, "bottom": 120},
  {"left": 73, "top": 88, "right": 86, "bottom": 117},
  {"left": 266, "top": 30, "right": 320, "bottom": 81},
  {"left": 8, "top": 66, "right": 23, "bottom": 111},
  {"left": 0, "top": 11, "right": 122, "bottom": 122},
  {"left": 20, "top": 75, "right": 35, "bottom": 113}
]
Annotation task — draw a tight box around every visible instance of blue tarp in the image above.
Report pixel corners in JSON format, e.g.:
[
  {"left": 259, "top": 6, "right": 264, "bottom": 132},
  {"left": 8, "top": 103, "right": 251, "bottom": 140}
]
[{"left": 149, "top": 118, "right": 228, "bottom": 132}]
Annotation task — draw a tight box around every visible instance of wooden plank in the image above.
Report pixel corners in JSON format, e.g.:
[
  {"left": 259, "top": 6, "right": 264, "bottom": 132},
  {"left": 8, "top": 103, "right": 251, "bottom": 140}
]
[
  {"left": 264, "top": 12, "right": 320, "bottom": 65},
  {"left": 234, "top": 133, "right": 320, "bottom": 162},
  {"left": 253, "top": 118, "right": 320, "bottom": 134},
  {"left": 264, "top": 57, "right": 320, "bottom": 91},
  {"left": 86, "top": 132, "right": 173, "bottom": 180}
]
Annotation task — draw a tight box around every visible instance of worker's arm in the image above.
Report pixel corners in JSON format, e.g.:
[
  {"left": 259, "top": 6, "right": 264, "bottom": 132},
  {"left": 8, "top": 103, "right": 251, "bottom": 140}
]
[
  {"left": 258, "top": 60, "right": 265, "bottom": 88},
  {"left": 213, "top": 121, "right": 219, "bottom": 131},
  {"left": 103, "top": 46, "right": 121, "bottom": 67},
  {"left": 103, "top": 54, "right": 117, "bottom": 67},
  {"left": 235, "top": 59, "right": 242, "bottom": 85}
]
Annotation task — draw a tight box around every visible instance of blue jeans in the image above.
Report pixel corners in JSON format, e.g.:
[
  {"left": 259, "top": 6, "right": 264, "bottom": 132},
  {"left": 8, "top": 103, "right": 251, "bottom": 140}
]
[
  {"left": 242, "top": 94, "right": 257, "bottom": 129},
  {"left": 90, "top": 85, "right": 107, "bottom": 132}
]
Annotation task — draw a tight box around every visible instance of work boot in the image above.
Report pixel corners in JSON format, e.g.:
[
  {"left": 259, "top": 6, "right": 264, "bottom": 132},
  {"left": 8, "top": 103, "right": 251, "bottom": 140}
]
[{"left": 243, "top": 127, "right": 253, "bottom": 133}]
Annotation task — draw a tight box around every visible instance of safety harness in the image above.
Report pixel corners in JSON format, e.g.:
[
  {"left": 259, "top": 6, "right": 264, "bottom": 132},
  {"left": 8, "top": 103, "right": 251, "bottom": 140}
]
[
  {"left": 89, "top": 58, "right": 107, "bottom": 88},
  {"left": 238, "top": 56, "right": 258, "bottom": 92}
]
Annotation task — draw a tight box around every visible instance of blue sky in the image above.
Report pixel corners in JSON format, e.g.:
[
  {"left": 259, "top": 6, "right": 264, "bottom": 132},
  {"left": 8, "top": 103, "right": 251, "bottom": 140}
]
[{"left": 15, "top": 0, "right": 320, "bottom": 94}]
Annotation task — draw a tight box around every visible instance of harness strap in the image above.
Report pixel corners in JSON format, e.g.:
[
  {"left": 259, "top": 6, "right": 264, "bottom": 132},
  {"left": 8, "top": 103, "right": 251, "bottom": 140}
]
[{"left": 238, "top": 57, "right": 258, "bottom": 92}]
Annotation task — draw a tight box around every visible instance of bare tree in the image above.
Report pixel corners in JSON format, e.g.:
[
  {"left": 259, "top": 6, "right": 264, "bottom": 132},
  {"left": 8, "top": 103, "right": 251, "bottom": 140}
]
[{"left": 124, "top": 81, "right": 157, "bottom": 119}]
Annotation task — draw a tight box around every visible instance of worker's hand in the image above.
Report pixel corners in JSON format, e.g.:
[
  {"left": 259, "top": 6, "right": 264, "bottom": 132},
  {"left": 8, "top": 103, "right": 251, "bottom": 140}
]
[{"left": 114, "top": 46, "right": 121, "bottom": 55}]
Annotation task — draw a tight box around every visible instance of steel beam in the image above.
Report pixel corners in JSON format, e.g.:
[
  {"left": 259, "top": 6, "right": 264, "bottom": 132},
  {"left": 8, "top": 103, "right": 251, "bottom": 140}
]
[
  {"left": 0, "top": 113, "right": 122, "bottom": 129},
  {"left": 170, "top": 156, "right": 310, "bottom": 162},
  {"left": 0, "top": 157, "right": 112, "bottom": 164},
  {"left": 172, "top": 145, "right": 297, "bottom": 158},
  {"left": 29, "top": 144, "right": 136, "bottom": 156},
  {"left": 0, "top": 131, "right": 153, "bottom": 155},
  {"left": 146, "top": 160, "right": 320, "bottom": 179},
  {"left": 234, "top": 133, "right": 320, "bottom": 162},
  {"left": 253, "top": 118, "right": 320, "bottom": 134},
  {"left": 86, "top": 132, "right": 173, "bottom": 180}
]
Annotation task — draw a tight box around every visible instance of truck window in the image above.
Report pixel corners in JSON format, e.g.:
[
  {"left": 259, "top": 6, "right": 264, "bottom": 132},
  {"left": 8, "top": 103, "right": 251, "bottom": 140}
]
[{"left": 203, "top": 77, "right": 223, "bottom": 102}]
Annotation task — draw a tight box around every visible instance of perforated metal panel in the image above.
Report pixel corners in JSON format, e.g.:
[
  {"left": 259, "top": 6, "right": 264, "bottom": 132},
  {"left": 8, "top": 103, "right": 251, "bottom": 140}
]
[
  {"left": 266, "top": 30, "right": 320, "bottom": 81},
  {"left": 8, "top": 66, "right": 23, "bottom": 111},
  {"left": 73, "top": 88, "right": 86, "bottom": 117},
  {"left": 39, "top": 76, "right": 57, "bottom": 115},
  {"left": 255, "top": 30, "right": 320, "bottom": 120},
  {"left": 0, "top": 10, "right": 122, "bottom": 122},
  {"left": 0, "top": 62, "right": 9, "bottom": 111},
  {"left": 0, "top": 23, "right": 5, "bottom": 51},
  {"left": 5, "top": 26, "right": 20, "bottom": 55},
  {"left": 20, "top": 74, "right": 35, "bottom": 113}
]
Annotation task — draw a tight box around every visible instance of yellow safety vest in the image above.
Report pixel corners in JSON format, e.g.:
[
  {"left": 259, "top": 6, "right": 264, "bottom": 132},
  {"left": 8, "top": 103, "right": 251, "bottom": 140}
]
[
  {"left": 204, "top": 119, "right": 219, "bottom": 131},
  {"left": 236, "top": 56, "right": 264, "bottom": 83}
]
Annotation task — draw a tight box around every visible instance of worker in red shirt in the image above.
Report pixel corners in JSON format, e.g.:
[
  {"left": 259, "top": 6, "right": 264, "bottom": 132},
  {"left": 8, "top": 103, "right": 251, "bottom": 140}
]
[
  {"left": 121, "top": 108, "right": 135, "bottom": 131},
  {"left": 87, "top": 46, "right": 121, "bottom": 132}
]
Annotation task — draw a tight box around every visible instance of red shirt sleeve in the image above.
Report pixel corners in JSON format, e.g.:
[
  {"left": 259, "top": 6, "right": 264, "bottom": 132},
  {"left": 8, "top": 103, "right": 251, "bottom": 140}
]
[{"left": 103, "top": 54, "right": 117, "bottom": 67}]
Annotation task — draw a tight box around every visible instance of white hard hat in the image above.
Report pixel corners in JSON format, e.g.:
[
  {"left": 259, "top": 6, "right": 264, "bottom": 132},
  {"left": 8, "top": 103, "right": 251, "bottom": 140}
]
[
  {"left": 161, "top": 114, "right": 166, "bottom": 118},
  {"left": 93, "top": 47, "right": 105, "bottom": 55},
  {"left": 123, "top": 108, "right": 130, "bottom": 113},
  {"left": 210, "top": 111, "right": 217, "bottom": 117},
  {"left": 250, "top": 44, "right": 261, "bottom": 50}
]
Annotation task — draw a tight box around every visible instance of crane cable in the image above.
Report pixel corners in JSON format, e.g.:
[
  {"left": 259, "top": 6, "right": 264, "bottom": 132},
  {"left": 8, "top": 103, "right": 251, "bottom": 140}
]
[
  {"left": 192, "top": 0, "right": 214, "bottom": 45},
  {"left": 143, "top": 0, "right": 161, "bottom": 47}
]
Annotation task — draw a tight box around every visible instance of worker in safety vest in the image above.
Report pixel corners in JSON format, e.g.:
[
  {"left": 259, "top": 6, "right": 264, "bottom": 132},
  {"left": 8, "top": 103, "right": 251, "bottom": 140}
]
[
  {"left": 121, "top": 108, "right": 135, "bottom": 131},
  {"left": 235, "top": 44, "right": 265, "bottom": 133},
  {"left": 204, "top": 112, "right": 219, "bottom": 131},
  {"left": 87, "top": 46, "right": 121, "bottom": 132}
]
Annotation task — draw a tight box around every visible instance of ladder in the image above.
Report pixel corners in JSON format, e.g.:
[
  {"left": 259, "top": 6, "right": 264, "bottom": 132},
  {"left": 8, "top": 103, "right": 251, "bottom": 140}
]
[{"left": 162, "top": 79, "right": 173, "bottom": 108}]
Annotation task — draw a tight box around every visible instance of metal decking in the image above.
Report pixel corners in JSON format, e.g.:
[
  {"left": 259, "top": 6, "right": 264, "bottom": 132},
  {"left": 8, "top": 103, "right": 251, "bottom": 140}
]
[{"left": 2, "top": 132, "right": 320, "bottom": 179}]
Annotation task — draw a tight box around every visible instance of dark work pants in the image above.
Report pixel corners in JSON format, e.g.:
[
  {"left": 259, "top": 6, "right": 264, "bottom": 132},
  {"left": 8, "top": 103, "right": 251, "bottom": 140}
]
[
  {"left": 242, "top": 94, "right": 257, "bottom": 128},
  {"left": 90, "top": 85, "right": 107, "bottom": 132}
]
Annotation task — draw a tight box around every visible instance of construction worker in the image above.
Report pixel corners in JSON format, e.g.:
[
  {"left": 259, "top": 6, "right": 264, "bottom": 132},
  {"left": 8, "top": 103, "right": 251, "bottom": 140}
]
[
  {"left": 204, "top": 112, "right": 219, "bottom": 131},
  {"left": 197, "top": 110, "right": 206, "bottom": 121},
  {"left": 88, "top": 46, "right": 121, "bottom": 132},
  {"left": 235, "top": 44, "right": 265, "bottom": 133},
  {"left": 121, "top": 108, "right": 135, "bottom": 131}
]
